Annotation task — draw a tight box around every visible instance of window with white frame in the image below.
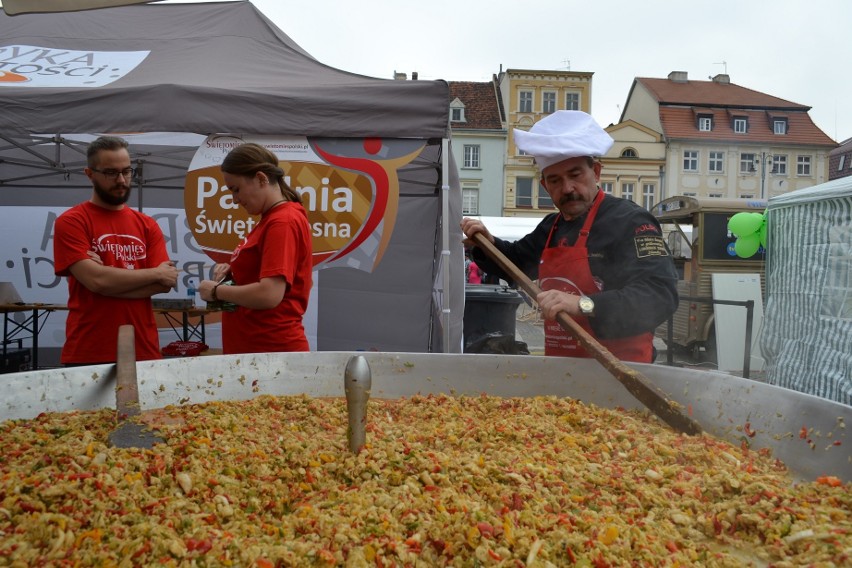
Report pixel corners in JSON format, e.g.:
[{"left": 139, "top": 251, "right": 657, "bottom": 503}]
[
  {"left": 642, "top": 184, "right": 656, "bottom": 209},
  {"left": 683, "top": 150, "right": 699, "bottom": 172},
  {"left": 733, "top": 118, "right": 748, "bottom": 133},
  {"left": 462, "top": 187, "right": 479, "bottom": 215},
  {"left": 772, "top": 154, "right": 787, "bottom": 175},
  {"left": 515, "top": 177, "right": 533, "bottom": 207},
  {"left": 537, "top": 184, "right": 554, "bottom": 208},
  {"left": 708, "top": 151, "right": 724, "bottom": 173},
  {"left": 820, "top": 224, "right": 852, "bottom": 319},
  {"left": 621, "top": 183, "right": 634, "bottom": 202},
  {"left": 740, "top": 153, "right": 756, "bottom": 173},
  {"left": 797, "top": 155, "right": 811, "bottom": 176},
  {"left": 450, "top": 106, "right": 465, "bottom": 122},
  {"left": 621, "top": 148, "right": 637, "bottom": 158},
  {"left": 463, "top": 144, "right": 480, "bottom": 169},
  {"left": 601, "top": 182, "right": 613, "bottom": 195},
  {"left": 519, "top": 91, "right": 533, "bottom": 113},
  {"left": 698, "top": 116, "right": 713, "bottom": 131},
  {"left": 542, "top": 91, "right": 556, "bottom": 114},
  {"left": 774, "top": 120, "right": 787, "bottom": 135},
  {"left": 565, "top": 92, "right": 580, "bottom": 110},
  {"left": 839, "top": 155, "right": 846, "bottom": 170}
]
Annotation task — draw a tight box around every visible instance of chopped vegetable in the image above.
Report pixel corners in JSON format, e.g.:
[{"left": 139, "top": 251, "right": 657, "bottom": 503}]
[{"left": 0, "top": 394, "right": 849, "bottom": 565}]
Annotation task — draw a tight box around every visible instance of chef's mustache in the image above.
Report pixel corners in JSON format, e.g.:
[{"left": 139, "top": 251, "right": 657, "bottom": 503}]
[{"left": 559, "top": 194, "right": 583, "bottom": 205}]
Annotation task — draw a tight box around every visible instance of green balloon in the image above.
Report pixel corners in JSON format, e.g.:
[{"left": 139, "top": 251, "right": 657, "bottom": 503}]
[
  {"left": 728, "top": 212, "right": 763, "bottom": 237},
  {"left": 735, "top": 233, "right": 760, "bottom": 258}
]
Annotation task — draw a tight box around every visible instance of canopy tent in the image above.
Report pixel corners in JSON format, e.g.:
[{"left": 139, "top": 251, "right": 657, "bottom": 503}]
[
  {"left": 0, "top": 2, "right": 449, "bottom": 138},
  {"left": 0, "top": 0, "right": 159, "bottom": 15},
  {"left": 761, "top": 176, "right": 852, "bottom": 406},
  {"left": 0, "top": 1, "right": 464, "bottom": 355}
]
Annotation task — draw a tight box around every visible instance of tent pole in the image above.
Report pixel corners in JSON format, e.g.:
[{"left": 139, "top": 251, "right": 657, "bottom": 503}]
[
  {"left": 441, "top": 138, "right": 451, "bottom": 353},
  {"left": 135, "top": 160, "right": 144, "bottom": 212}
]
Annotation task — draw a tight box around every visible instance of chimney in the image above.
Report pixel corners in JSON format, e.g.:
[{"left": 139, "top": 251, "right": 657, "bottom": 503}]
[
  {"left": 393, "top": 71, "right": 407, "bottom": 81},
  {"left": 712, "top": 74, "right": 730, "bottom": 84},
  {"left": 412, "top": 71, "right": 418, "bottom": 80},
  {"left": 667, "top": 71, "right": 688, "bottom": 83}
]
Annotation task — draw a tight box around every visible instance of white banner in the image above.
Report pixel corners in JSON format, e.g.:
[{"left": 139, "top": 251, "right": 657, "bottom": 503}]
[
  {"left": 0, "top": 45, "right": 149, "bottom": 88},
  {"left": 0, "top": 205, "right": 318, "bottom": 350}
]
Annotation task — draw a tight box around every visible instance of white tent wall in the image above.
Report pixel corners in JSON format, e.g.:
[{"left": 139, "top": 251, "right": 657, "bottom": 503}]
[
  {"left": 761, "top": 176, "right": 852, "bottom": 406},
  {"left": 470, "top": 216, "right": 543, "bottom": 242},
  {"left": 0, "top": 2, "right": 464, "bottom": 360},
  {"left": 440, "top": 148, "right": 465, "bottom": 353}
]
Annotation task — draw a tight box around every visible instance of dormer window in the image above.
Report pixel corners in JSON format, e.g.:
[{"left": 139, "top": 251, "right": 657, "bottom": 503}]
[
  {"left": 450, "top": 98, "right": 466, "bottom": 123},
  {"left": 773, "top": 119, "right": 787, "bottom": 135},
  {"left": 733, "top": 117, "right": 748, "bottom": 133},
  {"left": 698, "top": 116, "right": 713, "bottom": 131}
]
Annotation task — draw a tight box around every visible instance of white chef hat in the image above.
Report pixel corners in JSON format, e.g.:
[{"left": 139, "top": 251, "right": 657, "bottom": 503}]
[{"left": 513, "top": 110, "right": 614, "bottom": 171}]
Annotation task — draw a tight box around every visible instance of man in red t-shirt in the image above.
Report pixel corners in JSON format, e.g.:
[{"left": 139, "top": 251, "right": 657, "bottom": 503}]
[{"left": 53, "top": 136, "right": 178, "bottom": 364}]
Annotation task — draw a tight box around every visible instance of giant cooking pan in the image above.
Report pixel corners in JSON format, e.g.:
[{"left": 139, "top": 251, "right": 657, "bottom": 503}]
[{"left": 2, "top": 353, "right": 849, "bottom": 482}]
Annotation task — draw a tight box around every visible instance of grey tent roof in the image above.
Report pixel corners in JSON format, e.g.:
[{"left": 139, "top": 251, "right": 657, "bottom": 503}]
[{"left": 0, "top": 1, "right": 450, "bottom": 138}]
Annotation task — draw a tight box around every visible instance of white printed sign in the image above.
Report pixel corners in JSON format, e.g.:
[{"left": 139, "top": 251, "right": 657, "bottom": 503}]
[
  {"left": 0, "top": 45, "right": 149, "bottom": 88},
  {"left": 0, "top": 205, "right": 323, "bottom": 350}
]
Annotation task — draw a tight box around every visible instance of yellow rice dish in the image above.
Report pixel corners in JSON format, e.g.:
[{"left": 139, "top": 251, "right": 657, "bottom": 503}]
[{"left": 0, "top": 394, "right": 849, "bottom": 566}]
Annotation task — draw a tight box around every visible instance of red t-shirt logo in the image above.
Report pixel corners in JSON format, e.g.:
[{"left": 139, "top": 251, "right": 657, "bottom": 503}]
[{"left": 93, "top": 233, "right": 147, "bottom": 269}]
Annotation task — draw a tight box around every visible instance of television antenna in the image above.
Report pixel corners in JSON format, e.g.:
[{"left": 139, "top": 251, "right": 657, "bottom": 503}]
[
  {"left": 560, "top": 59, "right": 571, "bottom": 71},
  {"left": 713, "top": 60, "right": 728, "bottom": 74}
]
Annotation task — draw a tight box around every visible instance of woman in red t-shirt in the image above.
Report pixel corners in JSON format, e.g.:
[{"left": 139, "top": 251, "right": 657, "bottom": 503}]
[
  {"left": 467, "top": 260, "right": 483, "bottom": 284},
  {"left": 198, "top": 143, "right": 313, "bottom": 353}
]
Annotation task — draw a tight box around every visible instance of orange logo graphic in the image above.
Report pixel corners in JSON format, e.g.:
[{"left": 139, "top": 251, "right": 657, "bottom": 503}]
[
  {"left": 185, "top": 162, "right": 374, "bottom": 265},
  {"left": 0, "top": 70, "right": 29, "bottom": 83},
  {"left": 185, "top": 137, "right": 425, "bottom": 271}
]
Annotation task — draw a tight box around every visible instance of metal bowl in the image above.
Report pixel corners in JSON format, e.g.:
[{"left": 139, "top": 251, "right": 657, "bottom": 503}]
[{"left": 3, "top": 352, "right": 849, "bottom": 481}]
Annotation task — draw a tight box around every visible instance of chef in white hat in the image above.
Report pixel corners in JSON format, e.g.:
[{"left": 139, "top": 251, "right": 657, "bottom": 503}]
[{"left": 461, "top": 111, "right": 678, "bottom": 362}]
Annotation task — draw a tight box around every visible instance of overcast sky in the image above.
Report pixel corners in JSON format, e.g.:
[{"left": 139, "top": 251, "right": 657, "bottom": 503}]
[
  {"left": 225, "top": 0, "right": 849, "bottom": 143},
  {"left": 17, "top": 0, "right": 847, "bottom": 142}
]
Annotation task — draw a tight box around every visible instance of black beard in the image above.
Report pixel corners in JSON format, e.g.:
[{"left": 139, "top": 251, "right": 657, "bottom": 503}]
[{"left": 93, "top": 179, "right": 132, "bottom": 206}]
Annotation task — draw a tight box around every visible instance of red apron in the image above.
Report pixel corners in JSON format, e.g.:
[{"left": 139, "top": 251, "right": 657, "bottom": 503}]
[{"left": 539, "top": 191, "right": 653, "bottom": 362}]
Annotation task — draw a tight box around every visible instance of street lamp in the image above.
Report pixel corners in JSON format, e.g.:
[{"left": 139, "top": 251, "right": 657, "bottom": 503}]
[{"left": 754, "top": 152, "right": 774, "bottom": 199}]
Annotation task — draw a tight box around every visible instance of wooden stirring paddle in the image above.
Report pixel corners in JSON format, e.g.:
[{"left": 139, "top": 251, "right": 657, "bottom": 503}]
[{"left": 471, "top": 232, "right": 702, "bottom": 436}]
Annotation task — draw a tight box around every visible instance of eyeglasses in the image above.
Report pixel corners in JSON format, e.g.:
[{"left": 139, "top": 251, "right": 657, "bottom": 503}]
[{"left": 91, "top": 167, "right": 135, "bottom": 180}]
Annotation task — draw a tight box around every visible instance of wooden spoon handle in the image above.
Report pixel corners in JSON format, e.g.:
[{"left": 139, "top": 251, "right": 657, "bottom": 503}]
[
  {"left": 471, "top": 232, "right": 702, "bottom": 435},
  {"left": 115, "top": 324, "right": 140, "bottom": 417}
]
